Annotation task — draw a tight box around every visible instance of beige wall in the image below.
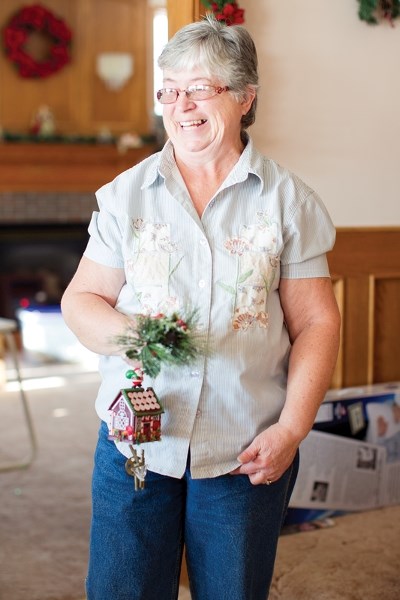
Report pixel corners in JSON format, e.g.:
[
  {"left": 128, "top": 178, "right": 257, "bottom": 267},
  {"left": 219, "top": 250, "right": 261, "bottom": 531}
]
[{"left": 242, "top": 0, "right": 400, "bottom": 226}]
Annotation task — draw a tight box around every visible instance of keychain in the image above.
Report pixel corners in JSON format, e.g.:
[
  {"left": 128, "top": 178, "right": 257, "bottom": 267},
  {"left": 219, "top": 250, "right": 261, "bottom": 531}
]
[
  {"left": 107, "top": 368, "right": 164, "bottom": 491},
  {"left": 125, "top": 446, "right": 147, "bottom": 491}
]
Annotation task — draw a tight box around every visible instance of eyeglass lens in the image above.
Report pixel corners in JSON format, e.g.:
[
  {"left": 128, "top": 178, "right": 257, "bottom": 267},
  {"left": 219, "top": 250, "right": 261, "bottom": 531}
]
[{"left": 157, "top": 86, "right": 227, "bottom": 104}]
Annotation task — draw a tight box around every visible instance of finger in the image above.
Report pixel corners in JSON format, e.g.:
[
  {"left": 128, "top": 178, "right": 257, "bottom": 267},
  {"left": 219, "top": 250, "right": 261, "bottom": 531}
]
[
  {"left": 229, "top": 467, "right": 242, "bottom": 475},
  {"left": 237, "top": 443, "right": 261, "bottom": 464},
  {"left": 248, "top": 471, "right": 270, "bottom": 486},
  {"left": 232, "top": 461, "right": 264, "bottom": 476}
]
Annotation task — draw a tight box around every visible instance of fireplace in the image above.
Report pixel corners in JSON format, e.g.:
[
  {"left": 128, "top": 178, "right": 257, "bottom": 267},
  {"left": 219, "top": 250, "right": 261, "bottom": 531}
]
[
  {"left": 0, "top": 222, "right": 89, "bottom": 319},
  {"left": 0, "top": 191, "right": 96, "bottom": 321}
]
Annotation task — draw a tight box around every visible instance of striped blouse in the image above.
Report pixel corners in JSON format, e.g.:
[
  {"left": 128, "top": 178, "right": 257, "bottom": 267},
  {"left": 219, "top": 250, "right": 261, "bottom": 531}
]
[{"left": 84, "top": 136, "right": 336, "bottom": 479}]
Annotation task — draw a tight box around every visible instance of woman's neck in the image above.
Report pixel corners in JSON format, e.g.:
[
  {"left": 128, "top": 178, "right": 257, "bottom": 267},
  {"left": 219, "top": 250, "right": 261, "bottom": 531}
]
[{"left": 175, "top": 144, "right": 244, "bottom": 217}]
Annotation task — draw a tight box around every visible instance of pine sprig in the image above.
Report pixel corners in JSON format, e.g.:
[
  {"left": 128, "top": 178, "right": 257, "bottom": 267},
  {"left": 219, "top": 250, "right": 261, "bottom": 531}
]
[{"left": 115, "top": 310, "right": 208, "bottom": 379}]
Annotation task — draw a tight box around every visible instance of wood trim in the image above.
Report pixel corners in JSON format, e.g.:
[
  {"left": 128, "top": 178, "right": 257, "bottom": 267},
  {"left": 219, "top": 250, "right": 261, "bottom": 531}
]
[
  {"left": 329, "top": 227, "right": 400, "bottom": 276},
  {"left": 328, "top": 228, "right": 400, "bottom": 388},
  {"left": 0, "top": 143, "right": 158, "bottom": 192},
  {"left": 167, "top": 0, "right": 196, "bottom": 37},
  {"left": 372, "top": 274, "right": 400, "bottom": 383},
  {"left": 331, "top": 277, "right": 344, "bottom": 389},
  {"left": 167, "top": 0, "right": 205, "bottom": 37}
]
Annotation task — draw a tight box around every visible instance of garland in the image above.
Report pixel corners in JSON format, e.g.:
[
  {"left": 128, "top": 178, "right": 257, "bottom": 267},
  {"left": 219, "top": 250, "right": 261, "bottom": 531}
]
[
  {"left": 115, "top": 310, "right": 208, "bottom": 379},
  {"left": 201, "top": 1, "right": 245, "bottom": 25},
  {"left": 2, "top": 4, "right": 72, "bottom": 78},
  {"left": 358, "top": 0, "right": 400, "bottom": 23}
]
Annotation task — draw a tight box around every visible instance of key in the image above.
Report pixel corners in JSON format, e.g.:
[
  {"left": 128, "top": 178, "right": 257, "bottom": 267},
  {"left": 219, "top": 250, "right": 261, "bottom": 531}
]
[{"left": 125, "top": 445, "right": 147, "bottom": 491}]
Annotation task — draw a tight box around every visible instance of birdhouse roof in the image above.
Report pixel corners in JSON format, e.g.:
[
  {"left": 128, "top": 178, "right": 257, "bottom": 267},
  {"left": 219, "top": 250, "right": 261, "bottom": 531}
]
[{"left": 119, "top": 386, "right": 164, "bottom": 417}]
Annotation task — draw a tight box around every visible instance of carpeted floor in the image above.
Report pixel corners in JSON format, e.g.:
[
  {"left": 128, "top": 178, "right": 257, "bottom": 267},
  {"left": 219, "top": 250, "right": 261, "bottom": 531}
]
[{"left": 1, "top": 363, "right": 399, "bottom": 600}]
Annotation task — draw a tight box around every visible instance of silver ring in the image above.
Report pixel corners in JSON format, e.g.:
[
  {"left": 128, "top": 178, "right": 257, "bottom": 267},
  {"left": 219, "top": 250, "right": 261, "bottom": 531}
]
[{"left": 265, "top": 479, "right": 272, "bottom": 485}]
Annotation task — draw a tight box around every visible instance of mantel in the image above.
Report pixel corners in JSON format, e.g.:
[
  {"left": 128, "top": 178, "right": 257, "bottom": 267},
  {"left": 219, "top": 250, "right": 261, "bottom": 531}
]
[{"left": 0, "top": 143, "right": 158, "bottom": 192}]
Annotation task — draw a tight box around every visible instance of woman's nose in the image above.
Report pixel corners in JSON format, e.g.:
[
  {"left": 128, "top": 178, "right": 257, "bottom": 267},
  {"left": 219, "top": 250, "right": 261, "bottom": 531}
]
[{"left": 175, "top": 90, "right": 195, "bottom": 106}]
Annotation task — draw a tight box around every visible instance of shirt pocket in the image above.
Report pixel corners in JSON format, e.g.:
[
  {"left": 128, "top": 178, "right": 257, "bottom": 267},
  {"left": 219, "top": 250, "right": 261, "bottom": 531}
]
[
  {"left": 221, "top": 218, "right": 281, "bottom": 331},
  {"left": 124, "top": 221, "right": 176, "bottom": 311}
]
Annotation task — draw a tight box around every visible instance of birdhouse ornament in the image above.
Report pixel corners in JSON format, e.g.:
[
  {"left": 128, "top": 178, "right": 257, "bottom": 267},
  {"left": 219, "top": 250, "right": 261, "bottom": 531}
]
[
  {"left": 107, "top": 368, "right": 164, "bottom": 490},
  {"left": 108, "top": 310, "right": 207, "bottom": 491}
]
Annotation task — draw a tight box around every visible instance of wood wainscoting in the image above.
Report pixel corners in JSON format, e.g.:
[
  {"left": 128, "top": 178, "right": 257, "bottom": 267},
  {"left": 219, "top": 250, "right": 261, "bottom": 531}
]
[{"left": 328, "top": 227, "right": 400, "bottom": 389}]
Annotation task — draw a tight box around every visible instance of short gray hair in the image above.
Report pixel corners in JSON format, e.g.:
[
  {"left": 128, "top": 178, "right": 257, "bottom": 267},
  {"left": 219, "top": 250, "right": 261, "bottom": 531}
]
[{"left": 158, "top": 14, "right": 259, "bottom": 131}]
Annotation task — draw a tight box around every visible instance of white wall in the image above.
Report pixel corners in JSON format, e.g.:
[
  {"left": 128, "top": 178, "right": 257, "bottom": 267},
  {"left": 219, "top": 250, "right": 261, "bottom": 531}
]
[{"left": 243, "top": 0, "right": 400, "bottom": 226}]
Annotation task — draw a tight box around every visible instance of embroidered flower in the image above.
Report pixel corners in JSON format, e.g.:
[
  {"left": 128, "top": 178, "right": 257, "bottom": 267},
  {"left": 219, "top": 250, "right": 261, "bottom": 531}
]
[
  {"left": 232, "top": 310, "right": 256, "bottom": 331},
  {"left": 256, "top": 311, "right": 269, "bottom": 328},
  {"left": 224, "top": 237, "right": 251, "bottom": 256},
  {"left": 232, "top": 308, "right": 269, "bottom": 331},
  {"left": 133, "top": 218, "right": 145, "bottom": 231},
  {"left": 158, "top": 237, "right": 178, "bottom": 253},
  {"left": 269, "top": 256, "right": 279, "bottom": 268}
]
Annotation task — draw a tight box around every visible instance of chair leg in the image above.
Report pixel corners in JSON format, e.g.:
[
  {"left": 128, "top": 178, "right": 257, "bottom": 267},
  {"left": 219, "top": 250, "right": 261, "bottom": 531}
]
[{"left": 0, "top": 332, "right": 38, "bottom": 472}]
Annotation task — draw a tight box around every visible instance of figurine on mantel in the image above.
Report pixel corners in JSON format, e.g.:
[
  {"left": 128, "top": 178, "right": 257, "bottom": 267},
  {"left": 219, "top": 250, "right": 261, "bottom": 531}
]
[
  {"left": 30, "top": 105, "right": 56, "bottom": 138},
  {"left": 117, "top": 131, "right": 143, "bottom": 154}
]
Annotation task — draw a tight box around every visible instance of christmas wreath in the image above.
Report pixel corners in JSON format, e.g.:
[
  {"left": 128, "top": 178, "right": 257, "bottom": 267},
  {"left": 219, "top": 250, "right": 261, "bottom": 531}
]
[
  {"left": 2, "top": 4, "right": 72, "bottom": 78},
  {"left": 358, "top": 0, "right": 400, "bottom": 24},
  {"left": 201, "top": 1, "right": 245, "bottom": 25}
]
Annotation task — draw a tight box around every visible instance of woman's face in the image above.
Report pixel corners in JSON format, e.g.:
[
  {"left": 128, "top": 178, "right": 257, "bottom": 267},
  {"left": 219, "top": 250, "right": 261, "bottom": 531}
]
[{"left": 161, "top": 67, "right": 253, "bottom": 161}]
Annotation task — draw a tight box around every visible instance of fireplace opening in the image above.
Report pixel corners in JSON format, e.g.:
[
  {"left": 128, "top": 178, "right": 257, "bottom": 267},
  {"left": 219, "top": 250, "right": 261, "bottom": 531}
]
[{"left": 0, "top": 223, "right": 89, "bottom": 320}]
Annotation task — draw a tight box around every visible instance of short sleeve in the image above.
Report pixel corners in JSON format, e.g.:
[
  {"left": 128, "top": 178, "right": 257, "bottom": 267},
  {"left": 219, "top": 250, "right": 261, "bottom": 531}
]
[
  {"left": 280, "top": 192, "right": 336, "bottom": 279},
  {"left": 83, "top": 192, "right": 125, "bottom": 268}
]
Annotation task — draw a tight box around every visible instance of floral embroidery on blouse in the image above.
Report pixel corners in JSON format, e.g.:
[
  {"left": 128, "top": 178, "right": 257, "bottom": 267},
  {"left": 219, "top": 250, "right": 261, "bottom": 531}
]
[
  {"left": 125, "top": 218, "right": 183, "bottom": 315},
  {"left": 219, "top": 212, "right": 279, "bottom": 331},
  {"left": 224, "top": 237, "right": 251, "bottom": 256}
]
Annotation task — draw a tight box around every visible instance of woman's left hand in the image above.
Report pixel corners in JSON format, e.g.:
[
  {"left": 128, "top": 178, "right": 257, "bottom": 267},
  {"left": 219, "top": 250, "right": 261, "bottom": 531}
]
[{"left": 230, "top": 423, "right": 300, "bottom": 485}]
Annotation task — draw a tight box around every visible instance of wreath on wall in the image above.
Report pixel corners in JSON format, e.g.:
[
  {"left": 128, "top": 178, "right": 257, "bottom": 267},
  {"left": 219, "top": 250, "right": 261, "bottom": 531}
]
[
  {"left": 2, "top": 4, "right": 72, "bottom": 79},
  {"left": 201, "top": 1, "right": 245, "bottom": 25},
  {"left": 358, "top": 0, "right": 400, "bottom": 24}
]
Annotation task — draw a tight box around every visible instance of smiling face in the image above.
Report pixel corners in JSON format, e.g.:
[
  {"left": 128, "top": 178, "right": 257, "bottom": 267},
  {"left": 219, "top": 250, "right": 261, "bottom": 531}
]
[{"left": 161, "top": 68, "right": 254, "bottom": 164}]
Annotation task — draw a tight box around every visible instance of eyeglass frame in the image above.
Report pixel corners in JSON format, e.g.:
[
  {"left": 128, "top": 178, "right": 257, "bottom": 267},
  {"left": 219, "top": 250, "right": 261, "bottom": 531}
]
[{"left": 156, "top": 84, "right": 229, "bottom": 105}]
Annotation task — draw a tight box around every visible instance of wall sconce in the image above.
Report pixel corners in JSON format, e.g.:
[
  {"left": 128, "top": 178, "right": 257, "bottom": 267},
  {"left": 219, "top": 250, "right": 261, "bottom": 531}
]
[{"left": 96, "top": 52, "right": 134, "bottom": 91}]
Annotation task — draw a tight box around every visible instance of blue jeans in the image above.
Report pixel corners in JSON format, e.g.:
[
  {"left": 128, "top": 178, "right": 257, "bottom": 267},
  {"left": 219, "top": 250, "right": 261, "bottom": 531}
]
[{"left": 86, "top": 421, "right": 299, "bottom": 600}]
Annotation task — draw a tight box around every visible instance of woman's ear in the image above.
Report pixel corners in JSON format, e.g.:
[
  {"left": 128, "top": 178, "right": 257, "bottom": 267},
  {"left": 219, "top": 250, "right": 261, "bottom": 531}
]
[{"left": 241, "top": 86, "right": 256, "bottom": 115}]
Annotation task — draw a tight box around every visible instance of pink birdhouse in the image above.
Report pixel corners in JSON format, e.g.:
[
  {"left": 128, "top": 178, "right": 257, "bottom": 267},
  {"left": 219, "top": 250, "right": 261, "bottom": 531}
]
[{"left": 107, "top": 386, "right": 164, "bottom": 444}]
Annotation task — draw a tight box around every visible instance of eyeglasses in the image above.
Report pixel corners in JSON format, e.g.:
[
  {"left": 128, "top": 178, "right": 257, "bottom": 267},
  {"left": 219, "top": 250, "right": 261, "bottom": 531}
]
[{"left": 156, "top": 85, "right": 229, "bottom": 104}]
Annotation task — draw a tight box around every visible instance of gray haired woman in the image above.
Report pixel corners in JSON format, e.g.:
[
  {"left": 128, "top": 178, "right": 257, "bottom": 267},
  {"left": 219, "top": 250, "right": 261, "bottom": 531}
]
[{"left": 62, "top": 14, "right": 340, "bottom": 600}]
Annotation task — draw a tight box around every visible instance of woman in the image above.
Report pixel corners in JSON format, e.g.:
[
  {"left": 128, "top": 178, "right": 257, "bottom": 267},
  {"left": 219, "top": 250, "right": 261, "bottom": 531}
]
[{"left": 61, "top": 15, "right": 340, "bottom": 600}]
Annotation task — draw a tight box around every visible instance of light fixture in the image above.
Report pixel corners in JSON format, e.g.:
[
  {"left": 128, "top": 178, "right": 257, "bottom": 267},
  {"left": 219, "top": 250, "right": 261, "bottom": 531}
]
[{"left": 96, "top": 52, "right": 134, "bottom": 91}]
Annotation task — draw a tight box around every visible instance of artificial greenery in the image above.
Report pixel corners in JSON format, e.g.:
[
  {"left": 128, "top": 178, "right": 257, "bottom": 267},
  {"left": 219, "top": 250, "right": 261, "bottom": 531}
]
[
  {"left": 1, "top": 131, "right": 157, "bottom": 145},
  {"left": 116, "top": 310, "right": 207, "bottom": 378},
  {"left": 358, "top": 0, "right": 400, "bottom": 24}
]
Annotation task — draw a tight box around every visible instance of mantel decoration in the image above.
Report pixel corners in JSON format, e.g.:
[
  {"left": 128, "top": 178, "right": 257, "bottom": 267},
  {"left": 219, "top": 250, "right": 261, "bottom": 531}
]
[
  {"left": 358, "top": 0, "right": 400, "bottom": 24},
  {"left": 2, "top": 4, "right": 72, "bottom": 78},
  {"left": 201, "top": 1, "right": 245, "bottom": 25},
  {"left": 108, "top": 310, "right": 207, "bottom": 490}
]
